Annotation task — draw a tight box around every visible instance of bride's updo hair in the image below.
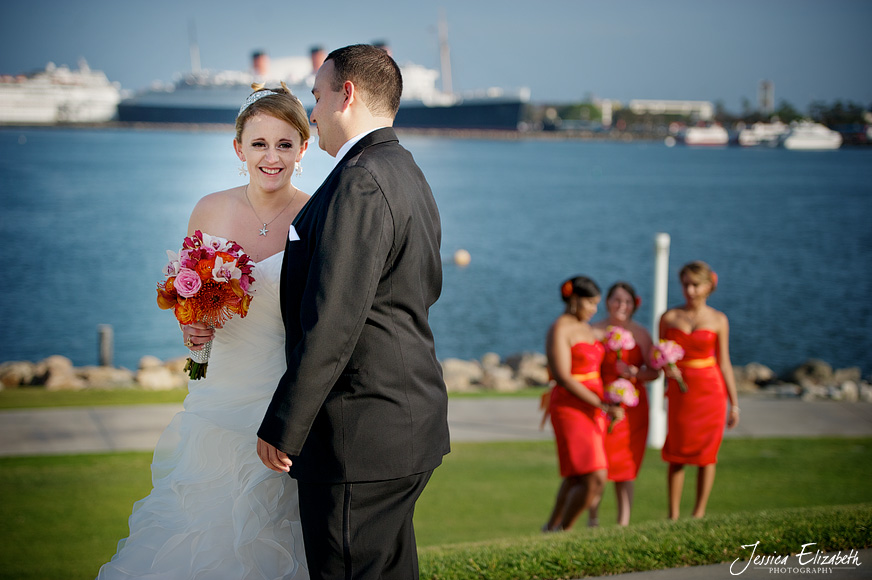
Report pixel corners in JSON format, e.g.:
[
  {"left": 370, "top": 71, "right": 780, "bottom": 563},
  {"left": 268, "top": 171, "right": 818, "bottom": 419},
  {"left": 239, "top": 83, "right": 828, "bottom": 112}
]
[
  {"left": 235, "top": 82, "right": 311, "bottom": 143},
  {"left": 679, "top": 260, "right": 718, "bottom": 294},
  {"left": 560, "top": 276, "right": 601, "bottom": 303}
]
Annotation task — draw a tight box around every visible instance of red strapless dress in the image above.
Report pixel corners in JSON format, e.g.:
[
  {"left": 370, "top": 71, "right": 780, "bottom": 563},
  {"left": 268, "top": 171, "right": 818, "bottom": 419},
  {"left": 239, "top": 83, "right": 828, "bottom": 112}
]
[
  {"left": 549, "top": 341, "right": 608, "bottom": 477},
  {"left": 661, "top": 328, "right": 727, "bottom": 466},
  {"left": 601, "top": 343, "right": 649, "bottom": 481}
]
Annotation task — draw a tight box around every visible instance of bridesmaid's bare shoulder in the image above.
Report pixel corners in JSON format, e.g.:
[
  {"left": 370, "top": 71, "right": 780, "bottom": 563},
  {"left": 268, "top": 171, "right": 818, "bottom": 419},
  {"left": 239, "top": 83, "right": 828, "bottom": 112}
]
[
  {"left": 709, "top": 307, "right": 730, "bottom": 331},
  {"left": 660, "top": 307, "right": 682, "bottom": 325}
]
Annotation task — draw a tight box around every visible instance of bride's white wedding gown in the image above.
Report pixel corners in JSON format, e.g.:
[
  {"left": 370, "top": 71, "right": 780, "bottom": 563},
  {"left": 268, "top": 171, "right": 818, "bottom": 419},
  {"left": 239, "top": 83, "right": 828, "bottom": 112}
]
[{"left": 98, "top": 251, "right": 308, "bottom": 580}]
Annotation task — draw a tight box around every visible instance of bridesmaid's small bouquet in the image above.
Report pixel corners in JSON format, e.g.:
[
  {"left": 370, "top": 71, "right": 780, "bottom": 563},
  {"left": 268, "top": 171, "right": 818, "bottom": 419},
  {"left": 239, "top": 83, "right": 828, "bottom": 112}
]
[
  {"left": 605, "top": 325, "right": 636, "bottom": 360},
  {"left": 604, "top": 378, "right": 639, "bottom": 433},
  {"left": 651, "top": 339, "right": 688, "bottom": 393},
  {"left": 156, "top": 231, "right": 255, "bottom": 379}
]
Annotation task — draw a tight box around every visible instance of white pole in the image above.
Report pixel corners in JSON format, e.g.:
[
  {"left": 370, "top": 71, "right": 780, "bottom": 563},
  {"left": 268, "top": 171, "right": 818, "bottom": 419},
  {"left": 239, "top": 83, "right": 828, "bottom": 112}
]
[
  {"left": 648, "top": 233, "right": 670, "bottom": 448},
  {"left": 98, "top": 324, "right": 114, "bottom": 368}
]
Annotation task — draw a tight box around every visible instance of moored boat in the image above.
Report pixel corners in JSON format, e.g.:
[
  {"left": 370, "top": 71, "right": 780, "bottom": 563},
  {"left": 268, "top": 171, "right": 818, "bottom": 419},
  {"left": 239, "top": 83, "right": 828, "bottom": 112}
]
[
  {"left": 676, "top": 124, "right": 729, "bottom": 146},
  {"left": 737, "top": 121, "right": 789, "bottom": 147},
  {"left": 779, "top": 121, "right": 842, "bottom": 150}
]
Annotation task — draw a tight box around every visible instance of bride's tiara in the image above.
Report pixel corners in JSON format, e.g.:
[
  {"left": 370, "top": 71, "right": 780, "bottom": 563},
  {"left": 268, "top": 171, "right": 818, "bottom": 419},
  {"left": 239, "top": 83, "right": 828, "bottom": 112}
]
[
  {"left": 237, "top": 81, "right": 301, "bottom": 118},
  {"left": 237, "top": 90, "right": 277, "bottom": 118}
]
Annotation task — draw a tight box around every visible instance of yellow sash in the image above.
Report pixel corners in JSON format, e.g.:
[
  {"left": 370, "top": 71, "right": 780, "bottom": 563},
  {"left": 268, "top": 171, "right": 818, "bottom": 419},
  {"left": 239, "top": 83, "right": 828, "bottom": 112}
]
[
  {"left": 539, "top": 372, "right": 601, "bottom": 429},
  {"left": 677, "top": 356, "right": 716, "bottom": 369}
]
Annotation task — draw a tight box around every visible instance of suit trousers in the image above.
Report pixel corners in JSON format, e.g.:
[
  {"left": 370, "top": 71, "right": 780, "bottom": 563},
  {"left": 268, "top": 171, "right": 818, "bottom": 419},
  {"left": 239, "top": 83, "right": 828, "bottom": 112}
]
[{"left": 297, "top": 470, "right": 434, "bottom": 580}]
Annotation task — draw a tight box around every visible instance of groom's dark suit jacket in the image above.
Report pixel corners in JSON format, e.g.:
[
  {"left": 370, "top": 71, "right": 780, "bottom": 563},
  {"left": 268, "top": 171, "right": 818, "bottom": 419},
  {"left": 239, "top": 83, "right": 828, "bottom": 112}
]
[{"left": 258, "top": 127, "right": 450, "bottom": 483}]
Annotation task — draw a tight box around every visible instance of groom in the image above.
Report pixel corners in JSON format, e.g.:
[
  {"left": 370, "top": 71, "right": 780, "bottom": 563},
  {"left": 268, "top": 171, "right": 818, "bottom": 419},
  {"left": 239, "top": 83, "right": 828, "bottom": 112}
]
[{"left": 257, "top": 44, "right": 450, "bottom": 579}]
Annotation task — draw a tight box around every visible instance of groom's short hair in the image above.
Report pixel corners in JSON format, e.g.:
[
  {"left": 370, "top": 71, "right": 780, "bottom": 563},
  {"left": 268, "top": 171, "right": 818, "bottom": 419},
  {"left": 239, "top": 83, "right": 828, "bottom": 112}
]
[{"left": 325, "top": 44, "right": 403, "bottom": 118}]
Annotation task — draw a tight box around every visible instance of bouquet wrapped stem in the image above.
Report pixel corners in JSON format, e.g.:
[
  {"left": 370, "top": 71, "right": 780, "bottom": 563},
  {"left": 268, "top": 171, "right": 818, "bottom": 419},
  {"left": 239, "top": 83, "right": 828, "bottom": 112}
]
[
  {"left": 669, "top": 363, "right": 689, "bottom": 393},
  {"left": 183, "top": 325, "right": 214, "bottom": 380}
]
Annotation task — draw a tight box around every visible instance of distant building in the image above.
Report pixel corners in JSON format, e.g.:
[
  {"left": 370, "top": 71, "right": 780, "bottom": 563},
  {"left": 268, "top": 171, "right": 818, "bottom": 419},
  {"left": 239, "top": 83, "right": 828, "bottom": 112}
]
[
  {"left": 759, "top": 80, "right": 774, "bottom": 116},
  {"left": 627, "top": 99, "right": 714, "bottom": 121}
]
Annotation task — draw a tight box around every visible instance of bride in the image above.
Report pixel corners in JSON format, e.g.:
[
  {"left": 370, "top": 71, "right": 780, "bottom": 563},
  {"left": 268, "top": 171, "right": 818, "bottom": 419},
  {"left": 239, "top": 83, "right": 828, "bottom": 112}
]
[{"left": 98, "top": 84, "right": 311, "bottom": 579}]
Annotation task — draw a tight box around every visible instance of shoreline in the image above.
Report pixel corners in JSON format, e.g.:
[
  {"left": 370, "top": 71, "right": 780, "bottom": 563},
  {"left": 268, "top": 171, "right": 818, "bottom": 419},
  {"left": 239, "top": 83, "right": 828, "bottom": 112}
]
[
  {"left": 2, "top": 352, "right": 869, "bottom": 404},
  {"left": 1, "top": 121, "right": 664, "bottom": 142}
]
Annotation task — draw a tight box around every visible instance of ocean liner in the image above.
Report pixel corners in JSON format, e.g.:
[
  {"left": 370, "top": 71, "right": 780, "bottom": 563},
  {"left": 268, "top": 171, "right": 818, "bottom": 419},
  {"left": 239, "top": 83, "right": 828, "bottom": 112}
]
[
  {"left": 118, "top": 40, "right": 529, "bottom": 131},
  {"left": 0, "top": 60, "right": 121, "bottom": 124}
]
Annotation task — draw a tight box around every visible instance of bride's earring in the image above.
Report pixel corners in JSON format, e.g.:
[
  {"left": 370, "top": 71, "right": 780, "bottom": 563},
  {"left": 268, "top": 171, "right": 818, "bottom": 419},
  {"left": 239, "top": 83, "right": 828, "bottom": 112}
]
[
  {"left": 239, "top": 162, "right": 248, "bottom": 177},
  {"left": 294, "top": 162, "right": 302, "bottom": 177}
]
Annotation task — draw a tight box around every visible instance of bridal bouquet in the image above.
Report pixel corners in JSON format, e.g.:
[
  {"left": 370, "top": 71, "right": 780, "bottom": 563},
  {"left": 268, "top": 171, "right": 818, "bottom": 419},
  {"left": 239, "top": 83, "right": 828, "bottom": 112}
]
[
  {"left": 604, "top": 378, "right": 639, "bottom": 433},
  {"left": 605, "top": 325, "right": 636, "bottom": 360},
  {"left": 156, "top": 231, "right": 255, "bottom": 379},
  {"left": 651, "top": 339, "right": 688, "bottom": 392}
]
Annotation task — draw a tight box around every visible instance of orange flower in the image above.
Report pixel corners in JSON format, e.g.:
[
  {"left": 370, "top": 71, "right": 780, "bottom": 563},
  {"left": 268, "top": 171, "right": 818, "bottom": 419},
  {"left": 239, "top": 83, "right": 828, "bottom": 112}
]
[
  {"left": 215, "top": 251, "right": 236, "bottom": 263},
  {"left": 238, "top": 293, "right": 252, "bottom": 317},
  {"left": 174, "top": 297, "right": 196, "bottom": 325},
  {"left": 229, "top": 278, "right": 244, "bottom": 298},
  {"left": 156, "top": 283, "right": 177, "bottom": 310},
  {"left": 195, "top": 257, "right": 216, "bottom": 280}
]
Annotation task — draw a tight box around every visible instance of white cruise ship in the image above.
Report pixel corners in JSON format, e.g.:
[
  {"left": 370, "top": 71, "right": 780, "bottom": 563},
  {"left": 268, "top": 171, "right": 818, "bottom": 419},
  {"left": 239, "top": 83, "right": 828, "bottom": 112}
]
[
  {"left": 0, "top": 60, "right": 122, "bottom": 124},
  {"left": 118, "top": 43, "right": 529, "bottom": 131}
]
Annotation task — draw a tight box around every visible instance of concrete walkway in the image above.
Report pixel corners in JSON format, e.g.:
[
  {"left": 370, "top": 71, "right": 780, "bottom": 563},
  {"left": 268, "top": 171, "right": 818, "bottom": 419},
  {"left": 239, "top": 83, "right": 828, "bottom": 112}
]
[{"left": 1, "top": 393, "right": 871, "bottom": 456}]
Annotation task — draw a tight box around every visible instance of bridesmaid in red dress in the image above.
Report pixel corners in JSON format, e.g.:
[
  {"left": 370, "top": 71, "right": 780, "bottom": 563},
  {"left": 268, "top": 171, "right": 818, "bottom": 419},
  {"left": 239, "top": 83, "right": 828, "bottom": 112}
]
[
  {"left": 659, "top": 261, "right": 740, "bottom": 520},
  {"left": 543, "top": 276, "right": 623, "bottom": 531},
  {"left": 590, "top": 282, "right": 660, "bottom": 527}
]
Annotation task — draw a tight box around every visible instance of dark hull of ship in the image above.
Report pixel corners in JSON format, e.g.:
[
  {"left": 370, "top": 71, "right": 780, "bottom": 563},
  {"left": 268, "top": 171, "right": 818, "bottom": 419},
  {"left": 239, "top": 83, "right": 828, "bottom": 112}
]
[{"left": 117, "top": 99, "right": 526, "bottom": 130}]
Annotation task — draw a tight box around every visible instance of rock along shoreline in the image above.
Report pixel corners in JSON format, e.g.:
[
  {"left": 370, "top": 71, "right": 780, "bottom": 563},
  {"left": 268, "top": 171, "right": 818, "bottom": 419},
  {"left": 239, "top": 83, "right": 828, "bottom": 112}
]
[{"left": 1, "top": 353, "right": 870, "bottom": 404}]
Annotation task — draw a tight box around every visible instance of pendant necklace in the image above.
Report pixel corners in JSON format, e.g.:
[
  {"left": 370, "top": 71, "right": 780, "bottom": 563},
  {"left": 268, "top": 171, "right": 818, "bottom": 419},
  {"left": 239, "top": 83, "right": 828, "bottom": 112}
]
[{"left": 244, "top": 185, "right": 299, "bottom": 236}]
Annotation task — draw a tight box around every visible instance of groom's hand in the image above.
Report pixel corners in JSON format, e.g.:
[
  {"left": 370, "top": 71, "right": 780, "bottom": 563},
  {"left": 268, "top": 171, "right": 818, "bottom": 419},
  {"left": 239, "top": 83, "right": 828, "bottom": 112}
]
[{"left": 257, "top": 437, "right": 293, "bottom": 473}]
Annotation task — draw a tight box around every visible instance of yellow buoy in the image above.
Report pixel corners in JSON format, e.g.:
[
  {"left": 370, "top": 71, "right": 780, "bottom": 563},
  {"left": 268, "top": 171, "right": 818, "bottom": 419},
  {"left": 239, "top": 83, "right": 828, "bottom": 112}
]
[{"left": 453, "top": 249, "right": 471, "bottom": 267}]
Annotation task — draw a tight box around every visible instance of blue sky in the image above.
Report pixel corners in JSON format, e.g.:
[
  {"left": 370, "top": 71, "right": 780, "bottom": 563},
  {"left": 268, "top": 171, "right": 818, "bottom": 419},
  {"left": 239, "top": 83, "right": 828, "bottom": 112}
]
[{"left": 2, "top": 0, "right": 871, "bottom": 112}]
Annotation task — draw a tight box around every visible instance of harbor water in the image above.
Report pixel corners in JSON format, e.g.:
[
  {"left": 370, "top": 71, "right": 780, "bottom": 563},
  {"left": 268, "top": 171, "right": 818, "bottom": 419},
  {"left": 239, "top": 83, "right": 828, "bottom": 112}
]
[{"left": 1, "top": 127, "right": 871, "bottom": 377}]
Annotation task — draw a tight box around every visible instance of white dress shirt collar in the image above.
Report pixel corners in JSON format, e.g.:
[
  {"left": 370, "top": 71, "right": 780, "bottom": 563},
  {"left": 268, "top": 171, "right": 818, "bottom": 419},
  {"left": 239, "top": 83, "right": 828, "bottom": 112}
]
[{"left": 334, "top": 127, "right": 387, "bottom": 165}]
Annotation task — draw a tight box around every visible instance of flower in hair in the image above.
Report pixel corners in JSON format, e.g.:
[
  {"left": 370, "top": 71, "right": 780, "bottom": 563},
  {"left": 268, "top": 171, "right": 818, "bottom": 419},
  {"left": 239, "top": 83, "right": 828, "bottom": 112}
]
[
  {"left": 634, "top": 296, "right": 642, "bottom": 309},
  {"left": 561, "top": 280, "right": 574, "bottom": 299},
  {"left": 710, "top": 271, "right": 718, "bottom": 289}
]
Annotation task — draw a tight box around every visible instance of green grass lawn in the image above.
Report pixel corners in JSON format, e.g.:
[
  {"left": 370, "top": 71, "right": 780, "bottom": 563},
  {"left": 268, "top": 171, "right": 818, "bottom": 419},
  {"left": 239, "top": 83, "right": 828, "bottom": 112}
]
[
  {"left": 1, "top": 437, "right": 870, "bottom": 580},
  {"left": 0, "top": 387, "right": 188, "bottom": 409}
]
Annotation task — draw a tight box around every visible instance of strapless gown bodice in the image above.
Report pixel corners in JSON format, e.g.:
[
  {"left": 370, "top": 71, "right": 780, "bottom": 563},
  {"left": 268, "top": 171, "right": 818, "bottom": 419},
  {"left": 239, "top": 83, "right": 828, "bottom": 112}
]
[{"left": 98, "top": 251, "right": 309, "bottom": 579}]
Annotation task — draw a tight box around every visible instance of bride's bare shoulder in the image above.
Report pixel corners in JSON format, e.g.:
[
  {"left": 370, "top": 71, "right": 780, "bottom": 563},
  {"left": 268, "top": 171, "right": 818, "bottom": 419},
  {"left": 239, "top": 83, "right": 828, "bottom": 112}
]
[
  {"left": 194, "top": 187, "right": 242, "bottom": 210},
  {"left": 189, "top": 187, "right": 243, "bottom": 233}
]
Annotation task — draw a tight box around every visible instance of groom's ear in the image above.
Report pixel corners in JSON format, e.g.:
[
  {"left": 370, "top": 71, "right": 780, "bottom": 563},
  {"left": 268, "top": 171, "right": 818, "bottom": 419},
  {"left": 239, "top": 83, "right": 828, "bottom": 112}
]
[{"left": 342, "top": 81, "right": 358, "bottom": 111}]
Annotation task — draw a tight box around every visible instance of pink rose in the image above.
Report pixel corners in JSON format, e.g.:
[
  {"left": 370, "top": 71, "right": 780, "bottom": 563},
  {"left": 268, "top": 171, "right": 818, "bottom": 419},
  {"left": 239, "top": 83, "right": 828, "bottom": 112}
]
[{"left": 174, "top": 268, "right": 202, "bottom": 298}]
